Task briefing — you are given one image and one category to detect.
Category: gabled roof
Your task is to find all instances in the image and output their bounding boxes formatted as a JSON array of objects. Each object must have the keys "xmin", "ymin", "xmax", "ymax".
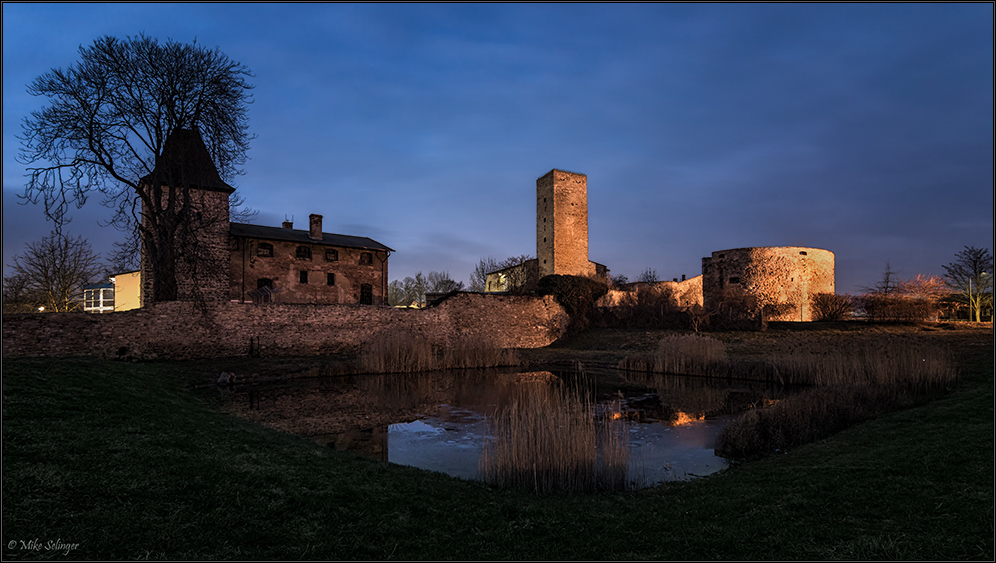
[
  {"xmin": 229, "ymin": 222, "xmax": 393, "ymax": 252},
  {"xmin": 140, "ymin": 129, "xmax": 235, "ymax": 193}
]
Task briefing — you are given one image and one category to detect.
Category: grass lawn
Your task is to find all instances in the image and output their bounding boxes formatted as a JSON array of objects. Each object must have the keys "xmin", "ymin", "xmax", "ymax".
[{"xmin": 2, "ymin": 324, "xmax": 993, "ymax": 560}]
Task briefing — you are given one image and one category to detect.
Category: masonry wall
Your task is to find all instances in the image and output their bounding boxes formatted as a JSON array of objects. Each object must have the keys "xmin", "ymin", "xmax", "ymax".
[
  {"xmin": 702, "ymin": 246, "xmax": 835, "ymax": 321},
  {"xmin": 2, "ymin": 293, "xmax": 569, "ymax": 360},
  {"xmin": 230, "ymin": 238, "xmax": 388, "ymax": 305},
  {"xmin": 141, "ymin": 187, "xmax": 232, "ymax": 306},
  {"xmin": 537, "ymin": 169, "xmax": 595, "ymax": 279}
]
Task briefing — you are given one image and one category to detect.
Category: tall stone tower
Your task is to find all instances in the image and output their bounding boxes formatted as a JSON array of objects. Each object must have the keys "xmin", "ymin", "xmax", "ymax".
[
  {"xmin": 139, "ymin": 129, "xmax": 233, "ymax": 306},
  {"xmin": 536, "ymin": 169, "xmax": 596, "ymax": 278}
]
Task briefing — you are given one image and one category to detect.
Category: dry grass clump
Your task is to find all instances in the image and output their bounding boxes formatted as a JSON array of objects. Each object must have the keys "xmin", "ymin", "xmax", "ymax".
[
  {"xmin": 717, "ymin": 384, "xmax": 926, "ymax": 459},
  {"xmin": 718, "ymin": 336, "xmax": 958, "ymax": 459},
  {"xmin": 358, "ymin": 331, "xmax": 519, "ymax": 374},
  {"xmin": 442, "ymin": 336, "xmax": 520, "ymax": 369},
  {"xmin": 617, "ymin": 334, "xmax": 728, "ymax": 376},
  {"xmin": 480, "ymin": 379, "xmax": 630, "ymax": 494},
  {"xmin": 618, "ymin": 332, "xmax": 959, "ymax": 459},
  {"xmin": 763, "ymin": 337, "xmax": 956, "ymax": 388}
]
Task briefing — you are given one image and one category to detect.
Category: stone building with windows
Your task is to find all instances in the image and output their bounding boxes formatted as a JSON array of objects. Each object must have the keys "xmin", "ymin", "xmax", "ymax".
[
  {"xmin": 137, "ymin": 129, "xmax": 392, "ymax": 307},
  {"xmin": 229, "ymin": 215, "xmax": 391, "ymax": 305}
]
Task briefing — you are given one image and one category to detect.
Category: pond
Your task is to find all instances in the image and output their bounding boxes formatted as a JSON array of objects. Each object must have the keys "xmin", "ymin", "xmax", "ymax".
[{"xmin": 213, "ymin": 365, "xmax": 787, "ymax": 490}]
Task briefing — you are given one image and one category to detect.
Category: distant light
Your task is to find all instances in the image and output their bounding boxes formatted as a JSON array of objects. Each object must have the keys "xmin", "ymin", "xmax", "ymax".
[{"xmin": 38, "ymin": 306, "xmax": 45, "ymax": 312}]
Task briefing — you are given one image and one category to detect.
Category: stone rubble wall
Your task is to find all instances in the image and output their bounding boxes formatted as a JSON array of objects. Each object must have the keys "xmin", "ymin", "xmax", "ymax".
[
  {"xmin": 1, "ymin": 293, "xmax": 569, "ymax": 360},
  {"xmin": 701, "ymin": 246, "xmax": 835, "ymax": 322}
]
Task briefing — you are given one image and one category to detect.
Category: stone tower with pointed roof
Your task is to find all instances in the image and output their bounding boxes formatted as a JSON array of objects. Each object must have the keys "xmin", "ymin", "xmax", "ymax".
[{"xmin": 139, "ymin": 129, "xmax": 234, "ymax": 306}]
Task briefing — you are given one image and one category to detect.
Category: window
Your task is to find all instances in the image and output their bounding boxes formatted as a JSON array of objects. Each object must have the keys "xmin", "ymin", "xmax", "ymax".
[
  {"xmin": 325, "ymin": 249, "xmax": 338, "ymax": 262},
  {"xmin": 257, "ymin": 278, "xmax": 274, "ymax": 289},
  {"xmin": 799, "ymin": 251, "xmax": 808, "ymax": 256},
  {"xmin": 729, "ymin": 277, "xmax": 740, "ymax": 284},
  {"xmin": 360, "ymin": 252, "xmax": 373, "ymax": 265},
  {"xmin": 83, "ymin": 287, "xmax": 115, "ymax": 313},
  {"xmin": 327, "ymin": 273, "xmax": 336, "ymax": 286},
  {"xmin": 257, "ymin": 242, "xmax": 273, "ymax": 257},
  {"xmin": 300, "ymin": 270, "xmax": 308, "ymax": 284},
  {"xmin": 360, "ymin": 283, "xmax": 373, "ymax": 305},
  {"xmin": 296, "ymin": 246, "xmax": 311, "ymax": 260}
]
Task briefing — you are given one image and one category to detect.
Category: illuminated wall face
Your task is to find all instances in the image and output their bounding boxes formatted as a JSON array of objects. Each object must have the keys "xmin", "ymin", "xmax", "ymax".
[
  {"xmin": 113, "ymin": 271, "xmax": 142, "ymax": 311},
  {"xmin": 701, "ymin": 247, "xmax": 836, "ymax": 321},
  {"xmin": 536, "ymin": 169, "xmax": 595, "ymax": 278}
]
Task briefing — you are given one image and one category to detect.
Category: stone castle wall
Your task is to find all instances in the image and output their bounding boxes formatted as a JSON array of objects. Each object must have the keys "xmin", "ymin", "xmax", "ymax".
[
  {"xmin": 702, "ymin": 246, "xmax": 835, "ymax": 321},
  {"xmin": 2, "ymin": 293, "xmax": 569, "ymax": 360}
]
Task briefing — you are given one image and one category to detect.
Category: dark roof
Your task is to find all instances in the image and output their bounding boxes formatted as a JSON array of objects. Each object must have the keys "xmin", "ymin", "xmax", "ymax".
[
  {"xmin": 140, "ymin": 129, "xmax": 234, "ymax": 193},
  {"xmin": 230, "ymin": 222, "xmax": 393, "ymax": 252}
]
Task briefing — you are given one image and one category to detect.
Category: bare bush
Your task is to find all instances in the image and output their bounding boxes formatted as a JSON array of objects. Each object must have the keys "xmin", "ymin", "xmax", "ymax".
[{"xmin": 810, "ymin": 293, "xmax": 853, "ymax": 321}]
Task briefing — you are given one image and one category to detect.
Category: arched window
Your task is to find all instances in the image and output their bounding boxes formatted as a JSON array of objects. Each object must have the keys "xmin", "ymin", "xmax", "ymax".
[
  {"xmin": 296, "ymin": 246, "xmax": 311, "ymax": 260},
  {"xmin": 360, "ymin": 252, "xmax": 373, "ymax": 265},
  {"xmin": 257, "ymin": 242, "xmax": 273, "ymax": 257},
  {"xmin": 325, "ymin": 249, "xmax": 338, "ymax": 262}
]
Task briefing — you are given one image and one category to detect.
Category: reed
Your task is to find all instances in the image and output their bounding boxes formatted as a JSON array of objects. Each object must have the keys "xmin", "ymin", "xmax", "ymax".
[
  {"xmin": 718, "ymin": 337, "xmax": 959, "ymax": 458},
  {"xmin": 358, "ymin": 331, "xmax": 519, "ymax": 374},
  {"xmin": 619, "ymin": 333, "xmax": 959, "ymax": 459},
  {"xmin": 479, "ymin": 379, "xmax": 630, "ymax": 494},
  {"xmin": 617, "ymin": 333, "xmax": 728, "ymax": 376}
]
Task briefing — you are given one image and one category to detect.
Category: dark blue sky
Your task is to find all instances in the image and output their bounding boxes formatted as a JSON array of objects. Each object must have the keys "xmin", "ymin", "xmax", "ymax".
[{"xmin": 3, "ymin": 3, "xmax": 993, "ymax": 293}]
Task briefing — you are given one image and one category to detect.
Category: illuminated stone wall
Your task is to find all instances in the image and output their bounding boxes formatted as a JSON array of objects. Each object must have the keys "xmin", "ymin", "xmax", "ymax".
[
  {"xmin": 1, "ymin": 293, "xmax": 569, "ymax": 360},
  {"xmin": 536, "ymin": 169, "xmax": 596, "ymax": 279},
  {"xmin": 701, "ymin": 246, "xmax": 835, "ymax": 321}
]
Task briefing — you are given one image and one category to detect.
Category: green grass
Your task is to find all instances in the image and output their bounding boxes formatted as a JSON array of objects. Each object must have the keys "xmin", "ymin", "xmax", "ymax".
[{"xmin": 2, "ymin": 327, "xmax": 993, "ymax": 560}]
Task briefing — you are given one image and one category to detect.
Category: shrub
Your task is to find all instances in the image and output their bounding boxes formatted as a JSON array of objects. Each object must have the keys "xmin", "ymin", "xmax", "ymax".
[
  {"xmin": 858, "ymin": 293, "xmax": 937, "ymax": 322},
  {"xmin": 810, "ymin": 293, "xmax": 854, "ymax": 321},
  {"xmin": 596, "ymin": 283, "xmax": 689, "ymax": 329},
  {"xmin": 537, "ymin": 275, "xmax": 608, "ymax": 334}
]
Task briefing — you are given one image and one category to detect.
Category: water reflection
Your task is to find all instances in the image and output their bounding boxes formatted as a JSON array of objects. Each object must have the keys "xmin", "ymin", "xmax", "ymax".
[{"xmin": 217, "ymin": 366, "xmax": 786, "ymax": 489}]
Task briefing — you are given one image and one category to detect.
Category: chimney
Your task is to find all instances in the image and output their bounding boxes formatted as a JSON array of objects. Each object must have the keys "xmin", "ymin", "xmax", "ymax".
[
  {"xmin": 282, "ymin": 220, "xmax": 293, "ymax": 229},
  {"xmin": 309, "ymin": 214, "xmax": 323, "ymax": 241},
  {"xmin": 681, "ymin": 274, "xmax": 686, "ymax": 281}
]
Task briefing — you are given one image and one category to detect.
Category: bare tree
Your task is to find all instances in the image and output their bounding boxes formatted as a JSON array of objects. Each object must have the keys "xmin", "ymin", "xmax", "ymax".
[
  {"xmin": 470, "ymin": 255, "xmax": 534, "ymax": 293},
  {"xmin": 6, "ymin": 232, "xmax": 105, "ymax": 312},
  {"xmin": 17, "ymin": 34, "xmax": 254, "ymax": 303},
  {"xmin": 863, "ymin": 262, "xmax": 901, "ymax": 295},
  {"xmin": 3, "ymin": 273, "xmax": 43, "ymax": 314},
  {"xmin": 427, "ymin": 271, "xmax": 464, "ymax": 294},
  {"xmin": 636, "ymin": 268, "xmax": 659, "ymax": 283},
  {"xmin": 470, "ymin": 257, "xmax": 502, "ymax": 292},
  {"xmin": 942, "ymin": 246, "xmax": 993, "ymax": 322}
]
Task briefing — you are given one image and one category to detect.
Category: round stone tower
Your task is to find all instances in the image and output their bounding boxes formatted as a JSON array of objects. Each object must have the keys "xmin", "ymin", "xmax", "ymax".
[{"xmin": 701, "ymin": 246, "xmax": 835, "ymax": 321}]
